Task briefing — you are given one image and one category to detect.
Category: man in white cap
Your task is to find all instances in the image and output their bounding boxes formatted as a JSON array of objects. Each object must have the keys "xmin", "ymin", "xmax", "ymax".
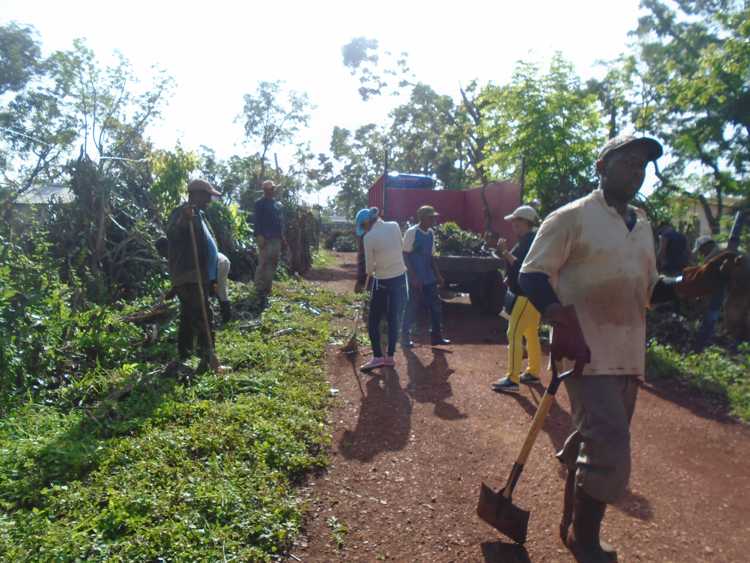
[
  {"xmin": 166, "ymin": 178, "xmax": 223, "ymax": 372},
  {"xmin": 491, "ymin": 204, "xmax": 542, "ymax": 393},
  {"xmin": 254, "ymin": 180, "xmax": 288, "ymax": 303}
]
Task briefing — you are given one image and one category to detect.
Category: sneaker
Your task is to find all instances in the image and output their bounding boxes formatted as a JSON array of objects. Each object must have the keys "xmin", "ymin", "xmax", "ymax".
[
  {"xmin": 383, "ymin": 356, "xmax": 395, "ymax": 367},
  {"xmin": 520, "ymin": 372, "xmax": 540, "ymax": 384},
  {"xmin": 491, "ymin": 377, "xmax": 520, "ymax": 394},
  {"xmin": 431, "ymin": 335, "xmax": 451, "ymax": 346},
  {"xmin": 401, "ymin": 338, "xmax": 415, "ymax": 349},
  {"xmin": 360, "ymin": 357, "xmax": 385, "ymax": 372}
]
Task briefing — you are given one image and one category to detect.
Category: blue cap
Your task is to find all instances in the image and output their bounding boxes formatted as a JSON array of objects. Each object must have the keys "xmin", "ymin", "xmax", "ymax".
[{"xmin": 355, "ymin": 207, "xmax": 379, "ymax": 236}]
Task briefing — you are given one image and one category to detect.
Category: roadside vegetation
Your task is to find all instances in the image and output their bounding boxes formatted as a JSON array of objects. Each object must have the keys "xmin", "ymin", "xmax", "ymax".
[
  {"xmin": 647, "ymin": 342, "xmax": 750, "ymax": 422},
  {"xmin": 1, "ymin": 0, "xmax": 749, "ymax": 557},
  {"xmin": 0, "ymin": 280, "xmax": 347, "ymax": 561}
]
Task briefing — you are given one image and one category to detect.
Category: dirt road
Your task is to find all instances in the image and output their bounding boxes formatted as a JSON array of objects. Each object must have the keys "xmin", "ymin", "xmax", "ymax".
[{"xmin": 297, "ymin": 252, "xmax": 750, "ymax": 562}]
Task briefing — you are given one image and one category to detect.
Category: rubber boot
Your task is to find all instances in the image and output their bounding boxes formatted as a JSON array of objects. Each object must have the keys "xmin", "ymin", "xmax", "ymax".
[
  {"xmin": 220, "ymin": 300, "xmax": 232, "ymax": 324},
  {"xmin": 566, "ymin": 488, "xmax": 617, "ymax": 562},
  {"xmin": 560, "ymin": 468, "xmax": 575, "ymax": 544}
]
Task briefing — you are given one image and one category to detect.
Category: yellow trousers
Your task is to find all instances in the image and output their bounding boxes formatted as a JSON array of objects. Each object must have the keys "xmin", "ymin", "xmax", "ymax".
[{"xmin": 506, "ymin": 296, "xmax": 541, "ymax": 383}]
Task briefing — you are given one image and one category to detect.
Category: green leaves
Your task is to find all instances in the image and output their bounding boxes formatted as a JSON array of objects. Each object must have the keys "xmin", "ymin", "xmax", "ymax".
[
  {"xmin": 0, "ymin": 279, "xmax": 340, "ymax": 560},
  {"xmin": 627, "ymin": 0, "xmax": 750, "ymax": 231},
  {"xmin": 646, "ymin": 341, "xmax": 750, "ymax": 421},
  {"xmin": 480, "ymin": 54, "xmax": 605, "ymax": 214}
]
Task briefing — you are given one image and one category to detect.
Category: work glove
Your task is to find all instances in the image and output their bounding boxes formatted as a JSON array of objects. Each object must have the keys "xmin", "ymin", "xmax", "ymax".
[
  {"xmin": 676, "ymin": 251, "xmax": 739, "ymax": 299},
  {"xmin": 547, "ymin": 304, "xmax": 591, "ymax": 377}
]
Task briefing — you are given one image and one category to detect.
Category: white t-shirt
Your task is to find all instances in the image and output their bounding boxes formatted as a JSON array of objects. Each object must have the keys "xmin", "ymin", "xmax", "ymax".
[
  {"xmin": 364, "ymin": 219, "xmax": 407, "ymax": 280},
  {"xmin": 520, "ymin": 188, "xmax": 659, "ymax": 377}
]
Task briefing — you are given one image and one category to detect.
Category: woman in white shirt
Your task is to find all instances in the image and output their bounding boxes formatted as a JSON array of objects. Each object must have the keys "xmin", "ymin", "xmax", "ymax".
[{"xmin": 356, "ymin": 207, "xmax": 408, "ymax": 371}]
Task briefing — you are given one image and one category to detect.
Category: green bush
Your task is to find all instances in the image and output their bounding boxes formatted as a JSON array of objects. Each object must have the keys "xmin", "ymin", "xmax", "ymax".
[
  {"xmin": 646, "ymin": 341, "xmax": 750, "ymax": 421},
  {"xmin": 434, "ymin": 221, "xmax": 493, "ymax": 256},
  {"xmin": 0, "ymin": 280, "xmax": 342, "ymax": 561},
  {"xmin": 324, "ymin": 229, "xmax": 358, "ymax": 252}
]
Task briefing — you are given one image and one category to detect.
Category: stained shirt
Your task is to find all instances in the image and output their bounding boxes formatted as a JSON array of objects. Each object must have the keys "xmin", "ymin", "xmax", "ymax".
[
  {"xmin": 520, "ymin": 188, "xmax": 659, "ymax": 377},
  {"xmin": 403, "ymin": 225, "xmax": 436, "ymax": 285}
]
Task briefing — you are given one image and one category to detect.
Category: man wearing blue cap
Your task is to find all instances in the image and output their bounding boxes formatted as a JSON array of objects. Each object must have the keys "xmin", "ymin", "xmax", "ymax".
[{"xmin": 356, "ymin": 207, "xmax": 408, "ymax": 371}]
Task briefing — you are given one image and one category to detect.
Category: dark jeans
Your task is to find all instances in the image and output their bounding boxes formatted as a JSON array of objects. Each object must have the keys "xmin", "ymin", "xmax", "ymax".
[
  {"xmin": 176, "ymin": 283, "xmax": 214, "ymax": 360},
  {"xmin": 696, "ymin": 286, "xmax": 725, "ymax": 350},
  {"xmin": 368, "ymin": 274, "xmax": 408, "ymax": 357},
  {"xmin": 402, "ymin": 282, "xmax": 442, "ymax": 338}
]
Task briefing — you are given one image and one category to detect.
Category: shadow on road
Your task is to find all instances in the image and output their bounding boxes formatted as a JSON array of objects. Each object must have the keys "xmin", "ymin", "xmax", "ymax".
[
  {"xmin": 507, "ymin": 382, "xmax": 571, "ymax": 456},
  {"xmin": 480, "ymin": 540, "xmax": 531, "ymax": 563},
  {"xmin": 404, "ymin": 347, "xmax": 467, "ymax": 421},
  {"xmin": 641, "ymin": 375, "xmax": 738, "ymax": 425},
  {"xmin": 440, "ymin": 300, "xmax": 507, "ymax": 346},
  {"xmin": 614, "ymin": 488, "xmax": 654, "ymax": 521},
  {"xmin": 338, "ymin": 366, "xmax": 412, "ymax": 462}
]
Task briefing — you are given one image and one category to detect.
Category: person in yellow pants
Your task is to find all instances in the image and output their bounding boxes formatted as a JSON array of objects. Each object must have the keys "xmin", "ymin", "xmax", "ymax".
[{"xmin": 491, "ymin": 205, "xmax": 541, "ymax": 394}]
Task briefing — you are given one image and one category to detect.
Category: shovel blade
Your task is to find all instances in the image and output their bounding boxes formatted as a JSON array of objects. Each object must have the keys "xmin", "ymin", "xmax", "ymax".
[{"xmin": 476, "ymin": 482, "xmax": 529, "ymax": 544}]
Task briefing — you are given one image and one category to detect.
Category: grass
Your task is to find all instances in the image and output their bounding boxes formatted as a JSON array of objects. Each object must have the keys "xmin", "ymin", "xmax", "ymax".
[
  {"xmin": 646, "ymin": 341, "xmax": 750, "ymax": 422},
  {"xmin": 326, "ymin": 515, "xmax": 348, "ymax": 550},
  {"xmin": 0, "ymin": 279, "xmax": 348, "ymax": 561},
  {"xmin": 312, "ymin": 248, "xmax": 335, "ymax": 269}
]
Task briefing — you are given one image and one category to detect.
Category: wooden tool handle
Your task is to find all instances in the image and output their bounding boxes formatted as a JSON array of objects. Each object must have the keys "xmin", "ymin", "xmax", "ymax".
[
  {"xmin": 516, "ymin": 391, "xmax": 554, "ymax": 466},
  {"xmin": 188, "ymin": 217, "xmax": 218, "ymax": 370}
]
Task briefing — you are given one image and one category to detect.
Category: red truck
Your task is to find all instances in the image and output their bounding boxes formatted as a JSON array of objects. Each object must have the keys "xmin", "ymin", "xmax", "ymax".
[{"xmin": 368, "ymin": 173, "xmax": 521, "ymax": 314}]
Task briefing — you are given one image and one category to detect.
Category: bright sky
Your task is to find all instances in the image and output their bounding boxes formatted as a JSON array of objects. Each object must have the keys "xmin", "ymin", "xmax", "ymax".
[{"xmin": 2, "ymin": 0, "xmax": 656, "ymax": 203}]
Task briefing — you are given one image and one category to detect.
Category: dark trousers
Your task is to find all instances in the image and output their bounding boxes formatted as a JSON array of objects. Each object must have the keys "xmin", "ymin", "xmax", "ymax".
[
  {"xmin": 402, "ymin": 282, "xmax": 442, "ymax": 338},
  {"xmin": 176, "ymin": 283, "xmax": 213, "ymax": 360},
  {"xmin": 368, "ymin": 274, "xmax": 408, "ymax": 357},
  {"xmin": 696, "ymin": 286, "xmax": 725, "ymax": 350}
]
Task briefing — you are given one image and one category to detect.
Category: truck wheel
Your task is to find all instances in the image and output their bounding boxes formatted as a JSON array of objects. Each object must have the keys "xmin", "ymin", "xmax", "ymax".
[{"xmin": 469, "ymin": 282, "xmax": 484, "ymax": 309}]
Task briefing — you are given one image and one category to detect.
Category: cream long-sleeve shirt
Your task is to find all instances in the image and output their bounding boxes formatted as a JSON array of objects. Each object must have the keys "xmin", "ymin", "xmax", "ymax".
[{"xmin": 363, "ymin": 219, "xmax": 407, "ymax": 280}]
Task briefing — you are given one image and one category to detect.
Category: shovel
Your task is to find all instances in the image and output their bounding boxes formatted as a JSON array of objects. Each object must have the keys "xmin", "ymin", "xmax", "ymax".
[{"xmin": 477, "ymin": 360, "xmax": 578, "ymax": 544}]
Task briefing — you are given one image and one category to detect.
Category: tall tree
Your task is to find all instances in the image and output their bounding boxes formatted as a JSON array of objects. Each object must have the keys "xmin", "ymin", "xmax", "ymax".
[
  {"xmin": 387, "ymin": 83, "xmax": 471, "ymax": 187},
  {"xmin": 0, "ymin": 23, "xmax": 41, "ymax": 95},
  {"xmin": 629, "ymin": 0, "xmax": 750, "ymax": 233},
  {"xmin": 240, "ymin": 80, "xmax": 311, "ymax": 194},
  {"xmin": 328, "ymin": 124, "xmax": 386, "ymax": 216},
  {"xmin": 341, "ymin": 37, "xmax": 413, "ymax": 101},
  {"xmin": 480, "ymin": 54, "xmax": 605, "ymax": 215}
]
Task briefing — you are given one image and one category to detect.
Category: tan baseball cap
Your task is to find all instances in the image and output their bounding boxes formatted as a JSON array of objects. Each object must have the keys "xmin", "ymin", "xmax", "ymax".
[
  {"xmin": 262, "ymin": 180, "xmax": 279, "ymax": 190},
  {"xmin": 416, "ymin": 205, "xmax": 439, "ymax": 220},
  {"xmin": 504, "ymin": 205, "xmax": 539, "ymax": 224},
  {"xmin": 187, "ymin": 179, "xmax": 221, "ymax": 196}
]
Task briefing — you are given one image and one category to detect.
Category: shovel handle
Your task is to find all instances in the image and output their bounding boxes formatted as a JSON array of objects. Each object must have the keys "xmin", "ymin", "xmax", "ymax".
[
  {"xmin": 502, "ymin": 362, "xmax": 573, "ymax": 498},
  {"xmin": 188, "ymin": 216, "xmax": 218, "ymax": 370}
]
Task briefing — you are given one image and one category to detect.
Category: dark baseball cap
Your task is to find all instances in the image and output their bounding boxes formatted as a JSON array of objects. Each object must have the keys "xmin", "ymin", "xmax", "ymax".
[
  {"xmin": 598, "ymin": 135, "xmax": 663, "ymax": 162},
  {"xmin": 187, "ymin": 178, "xmax": 221, "ymax": 196}
]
